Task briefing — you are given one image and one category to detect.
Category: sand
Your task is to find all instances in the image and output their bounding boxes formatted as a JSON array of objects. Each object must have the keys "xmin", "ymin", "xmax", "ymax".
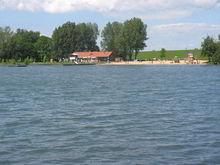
[{"xmin": 98, "ymin": 60, "xmax": 208, "ymax": 65}]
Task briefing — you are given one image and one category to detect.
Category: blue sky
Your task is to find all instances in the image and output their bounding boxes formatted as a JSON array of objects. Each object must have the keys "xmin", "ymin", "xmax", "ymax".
[{"xmin": 1, "ymin": 0, "xmax": 220, "ymax": 50}]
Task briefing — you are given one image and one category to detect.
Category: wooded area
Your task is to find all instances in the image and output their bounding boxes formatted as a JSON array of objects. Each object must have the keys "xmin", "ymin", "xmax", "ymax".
[
  {"xmin": 0, "ymin": 17, "xmax": 147, "ymax": 63},
  {"xmin": 0, "ymin": 17, "xmax": 219, "ymax": 64}
]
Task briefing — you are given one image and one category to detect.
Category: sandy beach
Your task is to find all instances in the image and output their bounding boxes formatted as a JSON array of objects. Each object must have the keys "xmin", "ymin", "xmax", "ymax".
[{"xmin": 99, "ymin": 60, "xmax": 208, "ymax": 65}]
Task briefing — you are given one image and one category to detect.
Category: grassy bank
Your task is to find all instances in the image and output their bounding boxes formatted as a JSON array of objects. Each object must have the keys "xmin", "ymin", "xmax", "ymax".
[{"xmin": 136, "ymin": 49, "xmax": 207, "ymax": 60}]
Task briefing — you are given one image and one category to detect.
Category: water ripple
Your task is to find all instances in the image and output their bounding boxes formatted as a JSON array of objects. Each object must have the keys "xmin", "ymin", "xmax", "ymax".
[{"xmin": 0, "ymin": 65, "xmax": 219, "ymax": 165}]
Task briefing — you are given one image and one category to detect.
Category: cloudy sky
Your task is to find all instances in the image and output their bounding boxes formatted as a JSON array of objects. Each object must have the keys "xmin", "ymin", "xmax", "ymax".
[{"xmin": 1, "ymin": 0, "xmax": 220, "ymax": 50}]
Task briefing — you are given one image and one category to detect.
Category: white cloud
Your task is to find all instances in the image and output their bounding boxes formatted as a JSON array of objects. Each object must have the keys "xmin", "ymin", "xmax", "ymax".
[
  {"xmin": 138, "ymin": 10, "xmax": 193, "ymax": 20},
  {"xmin": 151, "ymin": 23, "xmax": 220, "ymax": 33},
  {"xmin": 147, "ymin": 23, "xmax": 220, "ymax": 50},
  {"xmin": 1, "ymin": 0, "xmax": 220, "ymax": 19}
]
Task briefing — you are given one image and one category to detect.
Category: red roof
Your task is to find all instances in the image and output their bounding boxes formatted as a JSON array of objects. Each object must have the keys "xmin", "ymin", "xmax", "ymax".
[{"xmin": 73, "ymin": 52, "xmax": 112, "ymax": 58}]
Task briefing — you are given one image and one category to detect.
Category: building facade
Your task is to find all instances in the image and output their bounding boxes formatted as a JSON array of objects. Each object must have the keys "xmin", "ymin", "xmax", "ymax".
[{"xmin": 68, "ymin": 52, "xmax": 113, "ymax": 62}]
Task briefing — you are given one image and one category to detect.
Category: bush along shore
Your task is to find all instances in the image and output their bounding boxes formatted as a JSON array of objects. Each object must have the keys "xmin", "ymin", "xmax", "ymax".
[{"xmin": 0, "ymin": 58, "xmax": 30, "ymax": 66}]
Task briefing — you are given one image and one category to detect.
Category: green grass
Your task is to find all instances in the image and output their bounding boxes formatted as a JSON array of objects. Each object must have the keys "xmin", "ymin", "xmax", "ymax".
[{"xmin": 135, "ymin": 49, "xmax": 208, "ymax": 60}]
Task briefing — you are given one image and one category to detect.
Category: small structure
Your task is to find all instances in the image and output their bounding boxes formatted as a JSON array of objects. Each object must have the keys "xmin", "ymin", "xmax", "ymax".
[
  {"xmin": 188, "ymin": 53, "xmax": 194, "ymax": 61},
  {"xmin": 68, "ymin": 52, "xmax": 114, "ymax": 63},
  {"xmin": 115, "ymin": 57, "xmax": 123, "ymax": 62},
  {"xmin": 69, "ymin": 53, "xmax": 78, "ymax": 62},
  {"xmin": 186, "ymin": 52, "xmax": 199, "ymax": 64}
]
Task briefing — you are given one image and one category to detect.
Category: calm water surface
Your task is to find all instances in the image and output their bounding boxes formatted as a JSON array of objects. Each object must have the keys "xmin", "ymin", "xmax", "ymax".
[{"xmin": 0, "ymin": 65, "xmax": 220, "ymax": 165}]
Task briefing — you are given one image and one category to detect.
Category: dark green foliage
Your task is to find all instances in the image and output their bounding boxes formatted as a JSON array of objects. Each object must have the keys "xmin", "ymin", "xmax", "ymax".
[
  {"xmin": 1, "ymin": 22, "xmax": 99, "ymax": 62},
  {"xmin": 201, "ymin": 36, "xmax": 217, "ymax": 62},
  {"xmin": 212, "ymin": 42, "xmax": 220, "ymax": 64},
  {"xmin": 24, "ymin": 57, "xmax": 30, "ymax": 65},
  {"xmin": 0, "ymin": 27, "xmax": 50, "ymax": 62},
  {"xmin": 8, "ymin": 29, "xmax": 40, "ymax": 61},
  {"xmin": 52, "ymin": 22, "xmax": 99, "ymax": 59},
  {"xmin": 101, "ymin": 22, "xmax": 126, "ymax": 58},
  {"xmin": 101, "ymin": 18, "xmax": 148, "ymax": 60},
  {"xmin": 10, "ymin": 59, "xmax": 16, "ymax": 65},
  {"xmin": 35, "ymin": 35, "xmax": 52, "ymax": 61},
  {"xmin": 75, "ymin": 23, "xmax": 99, "ymax": 51},
  {"xmin": 160, "ymin": 48, "xmax": 166, "ymax": 59},
  {"xmin": 0, "ymin": 26, "xmax": 13, "ymax": 60},
  {"xmin": 52, "ymin": 22, "xmax": 77, "ymax": 59},
  {"xmin": 201, "ymin": 35, "xmax": 220, "ymax": 64},
  {"xmin": 123, "ymin": 18, "xmax": 147, "ymax": 60}
]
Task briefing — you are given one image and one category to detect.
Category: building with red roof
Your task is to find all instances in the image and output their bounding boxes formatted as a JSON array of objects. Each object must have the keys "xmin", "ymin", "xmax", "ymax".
[{"xmin": 69, "ymin": 52, "xmax": 114, "ymax": 62}]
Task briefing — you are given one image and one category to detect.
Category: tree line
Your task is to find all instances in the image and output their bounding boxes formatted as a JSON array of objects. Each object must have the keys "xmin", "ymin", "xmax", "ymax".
[
  {"xmin": 0, "ymin": 17, "xmax": 147, "ymax": 62},
  {"xmin": 201, "ymin": 35, "xmax": 220, "ymax": 64}
]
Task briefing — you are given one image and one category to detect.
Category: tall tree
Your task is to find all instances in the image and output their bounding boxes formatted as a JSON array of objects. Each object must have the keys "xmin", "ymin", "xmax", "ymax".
[
  {"xmin": 160, "ymin": 48, "xmax": 166, "ymax": 59},
  {"xmin": 201, "ymin": 36, "xmax": 217, "ymax": 62},
  {"xmin": 213, "ymin": 46, "xmax": 220, "ymax": 64},
  {"xmin": 52, "ymin": 22, "xmax": 77, "ymax": 59},
  {"xmin": 123, "ymin": 17, "xmax": 148, "ymax": 60},
  {"xmin": 35, "ymin": 35, "xmax": 52, "ymax": 61},
  {"xmin": 101, "ymin": 22, "xmax": 126, "ymax": 58},
  {"xmin": 75, "ymin": 23, "xmax": 99, "ymax": 51},
  {"xmin": 52, "ymin": 22, "xmax": 99, "ymax": 60},
  {"xmin": 0, "ymin": 26, "xmax": 13, "ymax": 60},
  {"xmin": 101, "ymin": 18, "xmax": 148, "ymax": 60},
  {"xmin": 212, "ymin": 36, "xmax": 220, "ymax": 64}
]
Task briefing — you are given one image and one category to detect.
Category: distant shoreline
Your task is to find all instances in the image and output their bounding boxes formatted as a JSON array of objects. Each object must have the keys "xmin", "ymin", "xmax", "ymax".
[
  {"xmin": 98, "ymin": 60, "xmax": 209, "ymax": 65},
  {"xmin": 0, "ymin": 60, "xmax": 210, "ymax": 66}
]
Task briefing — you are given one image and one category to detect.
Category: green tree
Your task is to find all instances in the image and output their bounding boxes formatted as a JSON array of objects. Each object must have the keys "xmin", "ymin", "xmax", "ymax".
[
  {"xmin": 201, "ymin": 36, "xmax": 217, "ymax": 62},
  {"xmin": 35, "ymin": 35, "xmax": 52, "ymax": 62},
  {"xmin": 8, "ymin": 29, "xmax": 40, "ymax": 61},
  {"xmin": 212, "ymin": 47, "xmax": 220, "ymax": 64},
  {"xmin": 101, "ymin": 22, "xmax": 126, "ymax": 58},
  {"xmin": 52, "ymin": 22, "xmax": 99, "ymax": 60},
  {"xmin": 0, "ymin": 26, "xmax": 14, "ymax": 60},
  {"xmin": 212, "ymin": 37, "xmax": 220, "ymax": 64},
  {"xmin": 101, "ymin": 18, "xmax": 148, "ymax": 60},
  {"xmin": 123, "ymin": 17, "xmax": 148, "ymax": 60},
  {"xmin": 75, "ymin": 23, "xmax": 99, "ymax": 51},
  {"xmin": 160, "ymin": 48, "xmax": 166, "ymax": 59},
  {"xmin": 52, "ymin": 22, "xmax": 77, "ymax": 60}
]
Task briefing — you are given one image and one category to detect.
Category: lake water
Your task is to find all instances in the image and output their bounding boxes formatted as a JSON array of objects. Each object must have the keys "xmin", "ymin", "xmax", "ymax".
[{"xmin": 0, "ymin": 65, "xmax": 220, "ymax": 165}]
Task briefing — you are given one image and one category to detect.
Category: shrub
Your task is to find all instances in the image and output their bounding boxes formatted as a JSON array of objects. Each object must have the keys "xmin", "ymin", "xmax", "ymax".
[{"xmin": 24, "ymin": 57, "xmax": 30, "ymax": 65}]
